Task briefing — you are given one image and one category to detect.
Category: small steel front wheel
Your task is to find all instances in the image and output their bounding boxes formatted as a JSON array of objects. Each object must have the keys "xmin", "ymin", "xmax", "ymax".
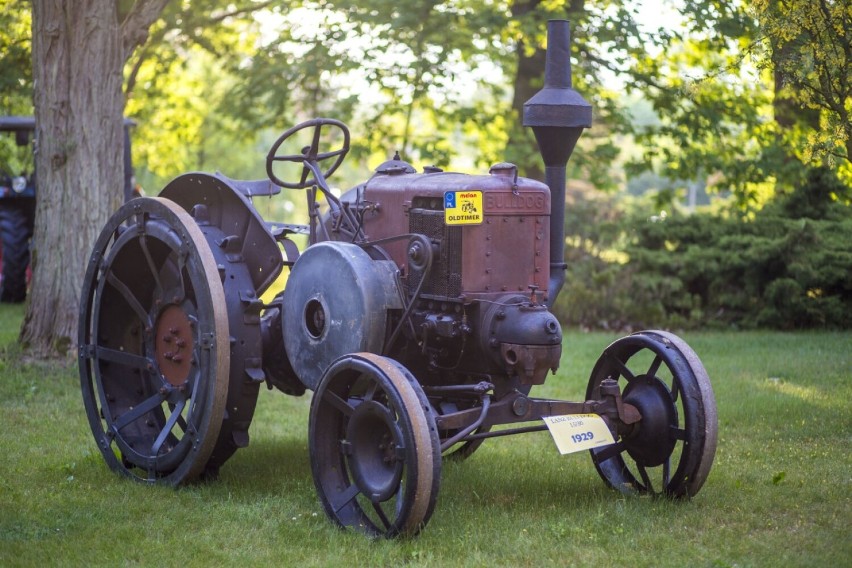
[
  {"xmin": 586, "ymin": 330, "xmax": 718, "ymax": 498},
  {"xmin": 309, "ymin": 353, "xmax": 441, "ymax": 537}
]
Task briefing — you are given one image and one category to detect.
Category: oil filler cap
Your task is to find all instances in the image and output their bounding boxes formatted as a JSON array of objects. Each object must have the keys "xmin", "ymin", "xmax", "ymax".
[{"xmin": 489, "ymin": 163, "xmax": 518, "ymax": 179}]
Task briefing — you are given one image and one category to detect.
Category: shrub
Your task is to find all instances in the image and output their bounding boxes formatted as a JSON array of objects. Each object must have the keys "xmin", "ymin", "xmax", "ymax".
[{"xmin": 553, "ymin": 169, "xmax": 852, "ymax": 330}]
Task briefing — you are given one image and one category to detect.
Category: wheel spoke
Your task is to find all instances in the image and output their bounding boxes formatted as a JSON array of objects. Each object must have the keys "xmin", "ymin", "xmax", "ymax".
[
  {"xmin": 175, "ymin": 410, "xmax": 188, "ymax": 433},
  {"xmin": 593, "ymin": 441, "xmax": 625, "ymax": 463},
  {"xmin": 113, "ymin": 391, "xmax": 167, "ymax": 431},
  {"xmin": 139, "ymin": 235, "xmax": 163, "ymax": 296},
  {"xmin": 91, "ymin": 345, "xmax": 151, "ymax": 370},
  {"xmin": 671, "ymin": 377, "xmax": 680, "ymax": 402},
  {"xmin": 362, "ymin": 379, "xmax": 379, "ymax": 402},
  {"xmin": 372, "ymin": 501, "xmax": 392, "ymax": 530},
  {"xmin": 106, "ymin": 272, "xmax": 151, "ymax": 328},
  {"xmin": 324, "ymin": 390, "xmax": 357, "ymax": 417},
  {"xmin": 173, "ymin": 253, "xmax": 188, "ymax": 304},
  {"xmin": 662, "ymin": 456, "xmax": 671, "ymax": 488},
  {"xmin": 670, "ymin": 426, "xmax": 687, "ymax": 440},
  {"xmin": 331, "ymin": 483, "xmax": 362, "ymax": 514},
  {"xmin": 637, "ymin": 464, "xmax": 654, "ymax": 494},
  {"xmin": 151, "ymin": 398, "xmax": 186, "ymax": 455},
  {"xmin": 604, "ymin": 350, "xmax": 636, "ymax": 382},
  {"xmin": 646, "ymin": 355, "xmax": 663, "ymax": 378}
]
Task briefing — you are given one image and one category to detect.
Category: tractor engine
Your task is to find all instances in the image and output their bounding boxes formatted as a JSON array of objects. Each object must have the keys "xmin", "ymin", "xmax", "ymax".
[{"xmin": 331, "ymin": 160, "xmax": 563, "ymax": 390}]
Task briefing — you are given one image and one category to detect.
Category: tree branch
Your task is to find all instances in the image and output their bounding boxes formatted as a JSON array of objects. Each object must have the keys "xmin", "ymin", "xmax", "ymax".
[
  {"xmin": 120, "ymin": 0, "xmax": 171, "ymax": 63},
  {"xmin": 206, "ymin": 1, "xmax": 278, "ymax": 25}
]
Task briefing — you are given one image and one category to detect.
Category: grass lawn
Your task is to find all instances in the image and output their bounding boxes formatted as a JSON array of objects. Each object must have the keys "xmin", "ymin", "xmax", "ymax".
[{"xmin": 1, "ymin": 303, "xmax": 849, "ymax": 566}]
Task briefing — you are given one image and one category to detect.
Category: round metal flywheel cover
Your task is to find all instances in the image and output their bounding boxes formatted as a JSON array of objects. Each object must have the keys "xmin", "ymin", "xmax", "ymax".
[{"xmin": 283, "ymin": 241, "xmax": 402, "ymax": 390}]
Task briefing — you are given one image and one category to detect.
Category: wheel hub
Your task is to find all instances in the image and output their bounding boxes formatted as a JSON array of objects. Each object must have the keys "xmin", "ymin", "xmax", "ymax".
[
  {"xmin": 154, "ymin": 304, "xmax": 194, "ymax": 386},
  {"xmin": 622, "ymin": 374, "xmax": 678, "ymax": 467},
  {"xmin": 345, "ymin": 400, "xmax": 404, "ymax": 502}
]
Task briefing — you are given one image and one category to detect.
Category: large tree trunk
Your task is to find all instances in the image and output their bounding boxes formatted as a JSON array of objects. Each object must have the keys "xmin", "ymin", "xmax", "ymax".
[
  {"xmin": 24, "ymin": 0, "xmax": 168, "ymax": 358},
  {"xmin": 25, "ymin": 0, "xmax": 125, "ymax": 357}
]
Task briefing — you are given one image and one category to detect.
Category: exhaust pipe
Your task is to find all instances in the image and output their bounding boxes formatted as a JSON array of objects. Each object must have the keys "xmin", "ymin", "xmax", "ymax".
[{"xmin": 523, "ymin": 19, "xmax": 592, "ymax": 307}]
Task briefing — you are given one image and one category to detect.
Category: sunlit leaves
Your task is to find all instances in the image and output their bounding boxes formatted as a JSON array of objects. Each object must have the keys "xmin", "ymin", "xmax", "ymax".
[
  {"xmin": 750, "ymin": 0, "xmax": 851, "ymax": 173},
  {"xmin": 0, "ymin": 0, "xmax": 32, "ymax": 113}
]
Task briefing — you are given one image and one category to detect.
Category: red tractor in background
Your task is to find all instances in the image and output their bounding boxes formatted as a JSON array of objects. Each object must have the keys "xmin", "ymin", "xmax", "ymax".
[
  {"xmin": 0, "ymin": 117, "xmax": 36, "ymax": 303},
  {"xmin": 0, "ymin": 116, "xmax": 135, "ymax": 303}
]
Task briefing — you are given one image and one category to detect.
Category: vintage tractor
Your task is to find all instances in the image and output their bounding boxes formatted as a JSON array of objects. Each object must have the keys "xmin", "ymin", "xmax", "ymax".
[{"xmin": 79, "ymin": 20, "xmax": 717, "ymax": 538}]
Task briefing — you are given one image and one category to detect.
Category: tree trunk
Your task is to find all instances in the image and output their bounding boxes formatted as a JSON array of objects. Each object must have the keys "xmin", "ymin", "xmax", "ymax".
[
  {"xmin": 24, "ymin": 0, "xmax": 168, "ymax": 358},
  {"xmin": 24, "ymin": 0, "xmax": 125, "ymax": 357},
  {"xmin": 506, "ymin": 0, "xmax": 546, "ymax": 181}
]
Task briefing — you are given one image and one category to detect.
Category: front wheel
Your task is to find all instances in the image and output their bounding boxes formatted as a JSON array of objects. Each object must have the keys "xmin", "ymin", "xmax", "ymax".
[
  {"xmin": 586, "ymin": 330, "xmax": 717, "ymax": 498},
  {"xmin": 309, "ymin": 353, "xmax": 441, "ymax": 537}
]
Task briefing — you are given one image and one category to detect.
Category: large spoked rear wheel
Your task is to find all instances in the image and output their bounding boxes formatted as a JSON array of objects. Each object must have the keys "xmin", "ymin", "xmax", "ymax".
[
  {"xmin": 586, "ymin": 330, "xmax": 717, "ymax": 498},
  {"xmin": 79, "ymin": 197, "xmax": 229, "ymax": 485},
  {"xmin": 309, "ymin": 353, "xmax": 441, "ymax": 538}
]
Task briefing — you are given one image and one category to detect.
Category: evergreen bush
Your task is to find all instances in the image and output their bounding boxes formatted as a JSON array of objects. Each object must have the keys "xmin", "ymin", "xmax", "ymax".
[{"xmin": 553, "ymin": 169, "xmax": 852, "ymax": 330}]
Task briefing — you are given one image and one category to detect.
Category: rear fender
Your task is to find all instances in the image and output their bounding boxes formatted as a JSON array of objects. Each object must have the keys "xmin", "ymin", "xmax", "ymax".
[{"xmin": 159, "ymin": 172, "xmax": 283, "ymax": 295}]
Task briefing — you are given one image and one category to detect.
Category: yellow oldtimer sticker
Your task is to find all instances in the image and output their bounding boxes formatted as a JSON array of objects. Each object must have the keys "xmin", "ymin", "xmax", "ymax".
[
  {"xmin": 543, "ymin": 414, "xmax": 616, "ymax": 455},
  {"xmin": 444, "ymin": 190, "xmax": 483, "ymax": 225}
]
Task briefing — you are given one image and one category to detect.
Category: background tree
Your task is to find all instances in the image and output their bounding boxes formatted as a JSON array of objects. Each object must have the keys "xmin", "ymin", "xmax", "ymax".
[
  {"xmin": 23, "ymin": 0, "xmax": 168, "ymax": 357},
  {"xmin": 753, "ymin": 0, "xmax": 851, "ymax": 167},
  {"xmin": 0, "ymin": 0, "xmax": 33, "ymax": 114}
]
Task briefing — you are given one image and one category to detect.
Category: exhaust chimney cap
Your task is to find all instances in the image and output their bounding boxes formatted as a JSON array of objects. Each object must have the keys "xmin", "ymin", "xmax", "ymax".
[{"xmin": 523, "ymin": 20, "xmax": 592, "ymax": 129}]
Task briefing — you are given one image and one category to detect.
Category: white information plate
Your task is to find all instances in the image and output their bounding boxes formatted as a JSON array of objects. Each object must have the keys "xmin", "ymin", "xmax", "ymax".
[{"xmin": 543, "ymin": 414, "xmax": 616, "ymax": 455}]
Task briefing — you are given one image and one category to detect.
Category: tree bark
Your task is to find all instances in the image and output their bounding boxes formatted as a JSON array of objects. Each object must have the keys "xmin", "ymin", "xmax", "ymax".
[{"xmin": 24, "ymin": 0, "xmax": 168, "ymax": 358}]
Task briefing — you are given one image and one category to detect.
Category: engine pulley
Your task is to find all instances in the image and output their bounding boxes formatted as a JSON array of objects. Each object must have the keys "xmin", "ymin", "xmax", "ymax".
[{"xmin": 283, "ymin": 241, "xmax": 403, "ymax": 390}]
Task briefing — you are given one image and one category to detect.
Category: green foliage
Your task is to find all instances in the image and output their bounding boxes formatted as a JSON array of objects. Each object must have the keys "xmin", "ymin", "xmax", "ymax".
[
  {"xmin": 751, "ymin": 0, "xmax": 852, "ymax": 169},
  {"xmin": 629, "ymin": 0, "xmax": 851, "ymax": 205},
  {"xmin": 553, "ymin": 169, "xmax": 852, "ymax": 330},
  {"xmin": 0, "ymin": 0, "xmax": 32, "ymax": 114},
  {"xmin": 122, "ymin": 1, "xmax": 270, "ymax": 190}
]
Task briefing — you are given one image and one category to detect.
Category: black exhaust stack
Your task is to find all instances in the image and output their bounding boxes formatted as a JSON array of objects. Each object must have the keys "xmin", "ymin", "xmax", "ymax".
[{"xmin": 523, "ymin": 19, "xmax": 592, "ymax": 307}]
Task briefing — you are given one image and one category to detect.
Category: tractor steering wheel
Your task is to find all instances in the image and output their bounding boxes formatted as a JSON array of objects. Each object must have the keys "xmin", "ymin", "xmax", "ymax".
[{"xmin": 266, "ymin": 118, "xmax": 350, "ymax": 189}]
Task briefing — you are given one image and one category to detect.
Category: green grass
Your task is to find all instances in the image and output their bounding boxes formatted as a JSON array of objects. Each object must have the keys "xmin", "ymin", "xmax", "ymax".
[{"xmin": 1, "ymin": 305, "xmax": 849, "ymax": 566}]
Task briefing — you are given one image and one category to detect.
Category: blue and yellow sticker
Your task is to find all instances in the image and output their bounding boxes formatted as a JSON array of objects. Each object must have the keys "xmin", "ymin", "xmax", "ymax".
[{"xmin": 444, "ymin": 190, "xmax": 483, "ymax": 225}]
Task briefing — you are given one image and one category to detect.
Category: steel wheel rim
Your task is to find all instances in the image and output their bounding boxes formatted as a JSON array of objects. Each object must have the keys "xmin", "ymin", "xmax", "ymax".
[
  {"xmin": 78, "ymin": 197, "xmax": 229, "ymax": 484},
  {"xmin": 586, "ymin": 331, "xmax": 717, "ymax": 498},
  {"xmin": 309, "ymin": 353, "xmax": 441, "ymax": 537}
]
